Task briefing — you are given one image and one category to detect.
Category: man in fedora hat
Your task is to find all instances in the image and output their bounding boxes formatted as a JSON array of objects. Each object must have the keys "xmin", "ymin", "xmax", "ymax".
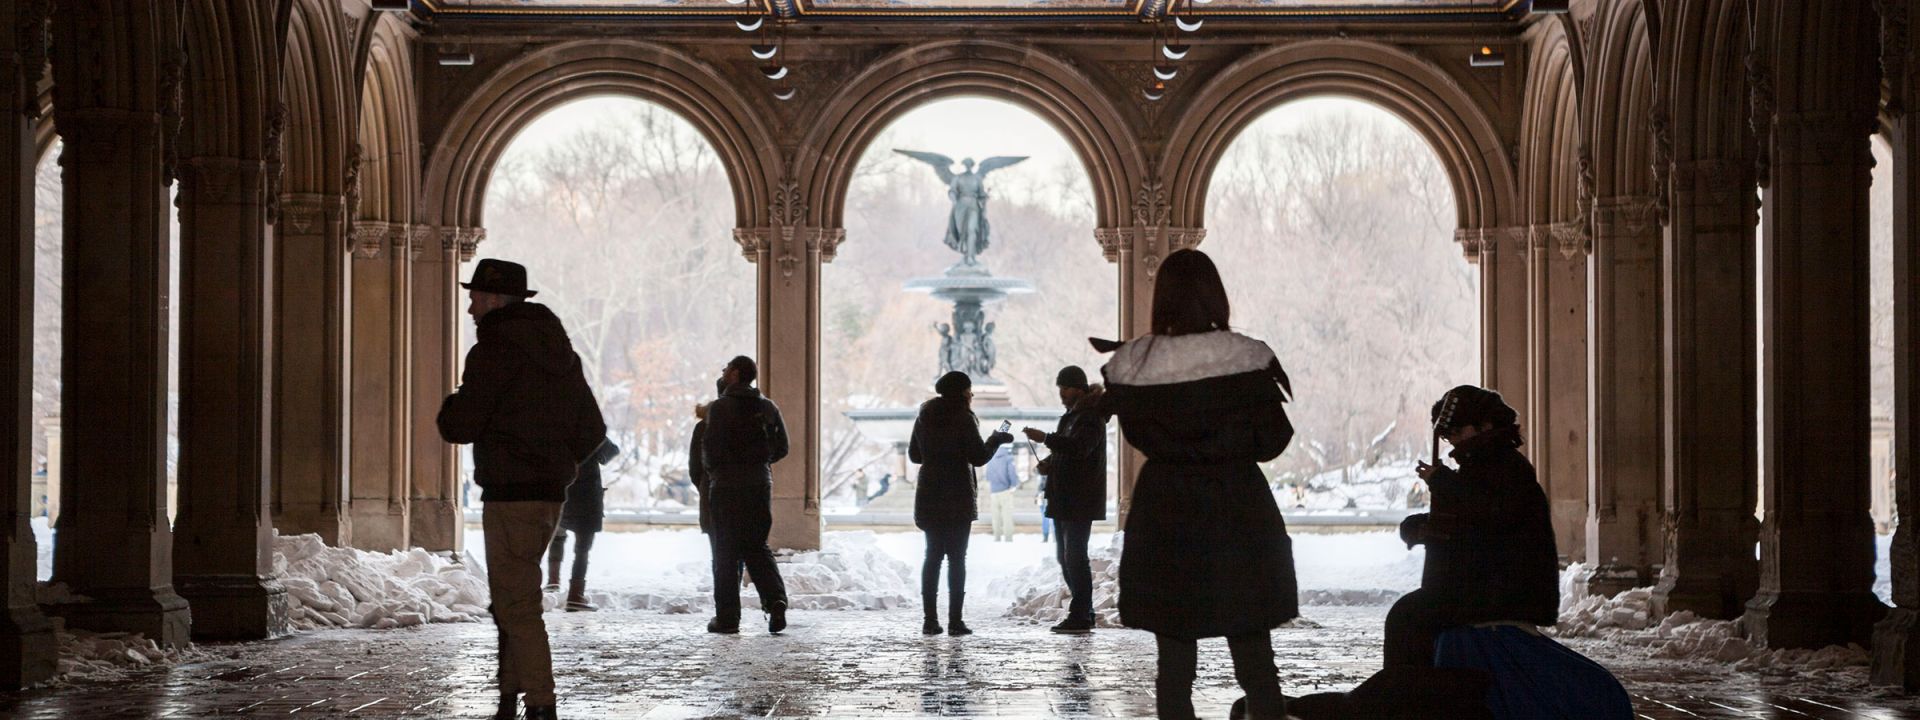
[{"xmin": 439, "ymin": 258, "xmax": 606, "ymax": 720}]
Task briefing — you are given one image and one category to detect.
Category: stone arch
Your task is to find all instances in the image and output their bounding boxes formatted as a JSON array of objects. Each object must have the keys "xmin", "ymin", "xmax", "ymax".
[
  {"xmin": 356, "ymin": 16, "xmax": 418, "ymax": 223},
  {"xmin": 1162, "ymin": 39, "xmax": 1516, "ymax": 233},
  {"xmin": 1521, "ymin": 23, "xmax": 1582, "ymax": 226},
  {"xmin": 1659, "ymin": 0, "xmax": 1752, "ymax": 168},
  {"xmin": 178, "ymin": 1, "xmax": 279, "ymax": 161},
  {"xmin": 421, "ymin": 39, "xmax": 777, "ymax": 231},
  {"xmin": 799, "ymin": 40, "xmax": 1146, "ymax": 232},
  {"xmin": 283, "ymin": 0, "xmax": 352, "ymax": 196},
  {"xmin": 1584, "ymin": 0, "xmax": 1656, "ymax": 198}
]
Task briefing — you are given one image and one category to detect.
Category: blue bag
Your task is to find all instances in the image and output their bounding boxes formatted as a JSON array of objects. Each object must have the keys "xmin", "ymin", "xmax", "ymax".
[{"xmin": 1434, "ymin": 624, "xmax": 1634, "ymax": 720}]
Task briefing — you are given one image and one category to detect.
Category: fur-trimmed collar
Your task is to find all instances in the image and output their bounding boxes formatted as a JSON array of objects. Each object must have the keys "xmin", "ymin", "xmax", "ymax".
[
  {"xmin": 1101, "ymin": 331, "xmax": 1277, "ymax": 386},
  {"xmin": 1070, "ymin": 384, "xmax": 1106, "ymax": 413}
]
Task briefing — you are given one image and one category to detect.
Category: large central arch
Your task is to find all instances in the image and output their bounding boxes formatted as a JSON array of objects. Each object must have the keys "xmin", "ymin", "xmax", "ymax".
[
  {"xmin": 1161, "ymin": 39, "xmax": 1517, "ymax": 233},
  {"xmin": 799, "ymin": 40, "xmax": 1147, "ymax": 233},
  {"xmin": 422, "ymin": 39, "xmax": 780, "ymax": 231}
]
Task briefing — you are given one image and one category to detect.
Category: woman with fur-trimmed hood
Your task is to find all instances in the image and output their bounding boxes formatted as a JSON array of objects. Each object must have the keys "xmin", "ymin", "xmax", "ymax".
[{"xmin": 1099, "ymin": 248, "xmax": 1298, "ymax": 720}]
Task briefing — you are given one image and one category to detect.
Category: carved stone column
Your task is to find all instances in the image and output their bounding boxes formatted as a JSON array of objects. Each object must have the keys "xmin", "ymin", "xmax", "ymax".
[
  {"xmin": 1585, "ymin": 197, "xmax": 1665, "ymax": 595},
  {"xmin": 734, "ymin": 184, "xmax": 839, "ymax": 551},
  {"xmin": 1875, "ymin": 2, "xmax": 1920, "ymax": 685},
  {"xmin": 1652, "ymin": 159, "xmax": 1760, "ymax": 620},
  {"xmin": 1526, "ymin": 222, "xmax": 1590, "ymax": 563},
  {"xmin": 347, "ymin": 220, "xmax": 409, "ymax": 550},
  {"xmin": 409, "ymin": 226, "xmax": 468, "ymax": 552},
  {"xmin": 1745, "ymin": 109, "xmax": 1887, "ymax": 648},
  {"xmin": 48, "ymin": 9, "xmax": 192, "ymax": 645},
  {"xmin": 270, "ymin": 193, "xmax": 349, "ymax": 544},
  {"xmin": 0, "ymin": 0, "xmax": 56, "ymax": 686},
  {"xmin": 1100, "ymin": 180, "xmax": 1202, "ymax": 527},
  {"xmin": 170, "ymin": 156, "xmax": 288, "ymax": 640},
  {"xmin": 1465, "ymin": 227, "xmax": 1533, "ymax": 458}
]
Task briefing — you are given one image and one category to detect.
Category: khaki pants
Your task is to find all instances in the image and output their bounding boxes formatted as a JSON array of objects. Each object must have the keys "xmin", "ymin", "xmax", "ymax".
[
  {"xmin": 485, "ymin": 501, "xmax": 564, "ymax": 706},
  {"xmin": 990, "ymin": 490, "xmax": 1016, "ymax": 541}
]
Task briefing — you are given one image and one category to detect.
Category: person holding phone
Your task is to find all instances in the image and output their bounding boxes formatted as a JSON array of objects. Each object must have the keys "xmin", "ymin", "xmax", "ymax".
[{"xmin": 909, "ymin": 371, "xmax": 1015, "ymax": 635}]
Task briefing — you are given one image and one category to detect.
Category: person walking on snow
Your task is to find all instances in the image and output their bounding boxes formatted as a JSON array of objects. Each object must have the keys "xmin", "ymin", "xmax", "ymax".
[
  {"xmin": 437, "ymin": 258, "xmax": 606, "ymax": 720},
  {"xmin": 984, "ymin": 444, "xmax": 1019, "ymax": 542},
  {"xmin": 701, "ymin": 356, "xmax": 792, "ymax": 635}
]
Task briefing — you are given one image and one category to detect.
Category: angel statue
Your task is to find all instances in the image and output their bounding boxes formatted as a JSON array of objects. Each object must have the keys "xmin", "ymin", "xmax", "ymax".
[{"xmin": 893, "ymin": 149, "xmax": 1029, "ymax": 270}]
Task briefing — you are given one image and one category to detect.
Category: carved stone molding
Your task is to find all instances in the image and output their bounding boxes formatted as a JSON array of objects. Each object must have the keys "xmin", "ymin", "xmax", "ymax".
[
  {"xmin": 1746, "ymin": 49, "xmax": 1775, "ymax": 186},
  {"xmin": 1549, "ymin": 221, "xmax": 1587, "ymax": 259},
  {"xmin": 352, "ymin": 220, "xmax": 389, "ymax": 259},
  {"xmin": 1671, "ymin": 158, "xmax": 1754, "ymax": 210},
  {"xmin": 461, "ymin": 228, "xmax": 486, "ymax": 262},
  {"xmin": 1132, "ymin": 179, "xmax": 1170, "ymax": 229},
  {"xmin": 388, "ymin": 224, "xmax": 411, "ymax": 260},
  {"xmin": 1650, "ymin": 106, "xmax": 1674, "ymax": 225},
  {"xmin": 409, "ymin": 225, "xmax": 434, "ymax": 261},
  {"xmin": 278, "ymin": 193, "xmax": 345, "ymax": 236},
  {"xmin": 1773, "ymin": 111, "xmax": 1878, "ymax": 166},
  {"xmin": 264, "ymin": 100, "xmax": 288, "ymax": 225},
  {"xmin": 1095, "ymin": 227, "xmax": 1125, "ymax": 262},
  {"xmin": 176, "ymin": 156, "xmax": 267, "ymax": 207},
  {"xmin": 1591, "ymin": 196, "xmax": 1662, "ymax": 240},
  {"xmin": 1454, "ymin": 227, "xmax": 1488, "ymax": 260},
  {"xmin": 733, "ymin": 225, "xmax": 842, "ymax": 284},
  {"xmin": 52, "ymin": 109, "xmax": 163, "ymax": 166}
]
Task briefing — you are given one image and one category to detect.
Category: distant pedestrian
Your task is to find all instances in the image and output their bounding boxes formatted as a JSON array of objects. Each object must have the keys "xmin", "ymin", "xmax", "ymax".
[
  {"xmin": 1098, "ymin": 249, "xmax": 1297, "ymax": 720},
  {"xmin": 985, "ymin": 444, "xmax": 1019, "ymax": 542},
  {"xmin": 701, "ymin": 356, "xmax": 791, "ymax": 635},
  {"xmin": 547, "ymin": 439, "xmax": 618, "ymax": 612},
  {"xmin": 437, "ymin": 259, "xmax": 606, "ymax": 720},
  {"xmin": 1023, "ymin": 365, "xmax": 1106, "ymax": 635},
  {"xmin": 910, "ymin": 371, "xmax": 1014, "ymax": 636}
]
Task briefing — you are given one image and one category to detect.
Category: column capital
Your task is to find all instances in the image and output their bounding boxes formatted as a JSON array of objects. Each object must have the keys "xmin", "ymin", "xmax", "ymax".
[
  {"xmin": 1454, "ymin": 226, "xmax": 1528, "ymax": 261},
  {"xmin": 278, "ymin": 193, "xmax": 346, "ymax": 236},
  {"xmin": 1094, "ymin": 225, "xmax": 1205, "ymax": 279},
  {"xmin": 351, "ymin": 220, "xmax": 388, "ymax": 259},
  {"xmin": 175, "ymin": 157, "xmax": 268, "ymax": 208},
  {"xmin": 1591, "ymin": 196, "xmax": 1662, "ymax": 239},
  {"xmin": 52, "ymin": 108, "xmax": 163, "ymax": 166},
  {"xmin": 1525, "ymin": 222, "xmax": 1588, "ymax": 260},
  {"xmin": 732, "ymin": 225, "xmax": 845, "ymax": 282},
  {"xmin": 1772, "ymin": 111, "xmax": 1879, "ymax": 167},
  {"xmin": 1671, "ymin": 158, "xmax": 1756, "ymax": 210}
]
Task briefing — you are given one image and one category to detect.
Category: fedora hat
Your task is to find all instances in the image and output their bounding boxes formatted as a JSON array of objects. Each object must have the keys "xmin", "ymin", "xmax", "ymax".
[{"xmin": 461, "ymin": 258, "xmax": 538, "ymax": 298}]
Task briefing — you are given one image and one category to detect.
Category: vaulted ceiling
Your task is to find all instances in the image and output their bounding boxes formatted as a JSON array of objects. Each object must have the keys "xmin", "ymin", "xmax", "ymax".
[{"xmin": 418, "ymin": 0, "xmax": 1520, "ymax": 20}]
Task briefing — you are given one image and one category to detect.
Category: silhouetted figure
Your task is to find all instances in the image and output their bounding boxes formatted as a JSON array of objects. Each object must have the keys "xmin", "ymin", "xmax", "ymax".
[
  {"xmin": 702, "ymin": 356, "xmax": 791, "ymax": 635},
  {"xmin": 1097, "ymin": 249, "xmax": 1297, "ymax": 720},
  {"xmin": 548, "ymin": 439, "xmax": 618, "ymax": 612},
  {"xmin": 1392, "ymin": 385, "xmax": 1557, "ymax": 667},
  {"xmin": 438, "ymin": 258, "xmax": 606, "ymax": 720},
  {"xmin": 910, "ymin": 371, "xmax": 1014, "ymax": 636},
  {"xmin": 1023, "ymin": 365, "xmax": 1106, "ymax": 635}
]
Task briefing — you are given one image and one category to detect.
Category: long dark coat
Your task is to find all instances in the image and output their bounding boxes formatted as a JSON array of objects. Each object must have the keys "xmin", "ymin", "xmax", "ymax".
[
  {"xmin": 1102, "ymin": 330, "xmax": 1299, "ymax": 639},
  {"xmin": 561, "ymin": 440, "xmax": 618, "ymax": 533},
  {"xmin": 909, "ymin": 395, "xmax": 1010, "ymax": 530},
  {"xmin": 1402, "ymin": 424, "xmax": 1558, "ymax": 625},
  {"xmin": 437, "ymin": 301, "xmax": 606, "ymax": 503},
  {"xmin": 690, "ymin": 419, "xmax": 712, "ymax": 534},
  {"xmin": 1042, "ymin": 384, "xmax": 1108, "ymax": 522}
]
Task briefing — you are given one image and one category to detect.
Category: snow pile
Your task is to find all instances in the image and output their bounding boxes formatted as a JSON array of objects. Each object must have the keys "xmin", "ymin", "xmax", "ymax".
[
  {"xmin": 1554, "ymin": 564, "xmax": 1868, "ymax": 671},
  {"xmin": 54, "ymin": 629, "xmax": 214, "ymax": 684},
  {"xmin": 774, "ymin": 531, "xmax": 918, "ymax": 610},
  {"xmin": 997, "ymin": 531, "xmax": 1427, "ymax": 626},
  {"xmin": 273, "ymin": 533, "xmax": 490, "ymax": 630}
]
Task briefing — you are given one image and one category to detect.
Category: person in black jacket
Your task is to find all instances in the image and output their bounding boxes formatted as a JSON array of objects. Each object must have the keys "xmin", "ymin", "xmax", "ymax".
[
  {"xmin": 701, "ymin": 356, "xmax": 791, "ymax": 635},
  {"xmin": 1389, "ymin": 385, "xmax": 1558, "ymax": 667},
  {"xmin": 547, "ymin": 439, "xmax": 618, "ymax": 612},
  {"xmin": 910, "ymin": 371, "xmax": 1014, "ymax": 636},
  {"xmin": 1022, "ymin": 365, "xmax": 1106, "ymax": 635},
  {"xmin": 1100, "ymin": 249, "xmax": 1296, "ymax": 720},
  {"xmin": 437, "ymin": 259, "xmax": 605, "ymax": 720}
]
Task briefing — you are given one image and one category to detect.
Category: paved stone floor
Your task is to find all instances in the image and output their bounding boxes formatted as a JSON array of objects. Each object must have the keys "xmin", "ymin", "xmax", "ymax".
[{"xmin": 3, "ymin": 607, "xmax": 1918, "ymax": 718}]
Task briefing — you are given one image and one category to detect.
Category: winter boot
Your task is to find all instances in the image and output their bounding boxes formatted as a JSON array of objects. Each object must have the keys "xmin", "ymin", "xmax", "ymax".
[
  {"xmin": 522, "ymin": 704, "xmax": 557, "ymax": 720},
  {"xmin": 707, "ymin": 617, "xmax": 740, "ymax": 634},
  {"xmin": 494, "ymin": 693, "xmax": 518, "ymax": 720},
  {"xmin": 544, "ymin": 564, "xmax": 561, "ymax": 593},
  {"xmin": 564, "ymin": 582, "xmax": 596, "ymax": 612},
  {"xmin": 922, "ymin": 613, "xmax": 943, "ymax": 635},
  {"xmin": 946, "ymin": 593, "xmax": 972, "ymax": 636},
  {"xmin": 767, "ymin": 599, "xmax": 788, "ymax": 634}
]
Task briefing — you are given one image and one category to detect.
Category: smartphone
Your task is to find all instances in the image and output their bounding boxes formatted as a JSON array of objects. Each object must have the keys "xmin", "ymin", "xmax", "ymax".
[{"xmin": 996, "ymin": 420, "xmax": 1012, "ymax": 434}]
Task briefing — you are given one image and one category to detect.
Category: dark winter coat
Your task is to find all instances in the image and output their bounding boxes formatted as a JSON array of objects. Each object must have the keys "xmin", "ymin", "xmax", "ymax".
[
  {"xmin": 1400, "ymin": 425, "xmax": 1558, "ymax": 626},
  {"xmin": 438, "ymin": 301, "xmax": 606, "ymax": 503},
  {"xmin": 1041, "ymin": 384, "xmax": 1108, "ymax": 522},
  {"xmin": 561, "ymin": 440, "xmax": 619, "ymax": 533},
  {"xmin": 701, "ymin": 384, "xmax": 789, "ymax": 488},
  {"xmin": 690, "ymin": 419, "xmax": 712, "ymax": 534},
  {"xmin": 1101, "ymin": 330, "xmax": 1299, "ymax": 639},
  {"xmin": 908, "ymin": 395, "xmax": 1012, "ymax": 530}
]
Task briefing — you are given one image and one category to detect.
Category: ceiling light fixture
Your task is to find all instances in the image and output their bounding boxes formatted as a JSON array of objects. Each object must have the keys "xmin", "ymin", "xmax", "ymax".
[
  {"xmin": 1153, "ymin": 64, "xmax": 1179, "ymax": 81},
  {"xmin": 436, "ymin": 52, "xmax": 475, "ymax": 66},
  {"xmin": 726, "ymin": 0, "xmax": 749, "ymax": 4},
  {"xmin": 751, "ymin": 44, "xmax": 779, "ymax": 60},
  {"xmin": 1162, "ymin": 42, "xmax": 1190, "ymax": 60},
  {"xmin": 736, "ymin": 16, "xmax": 764, "ymax": 32},
  {"xmin": 760, "ymin": 64, "xmax": 789, "ymax": 80},
  {"xmin": 1175, "ymin": 16, "xmax": 1204, "ymax": 32},
  {"xmin": 1529, "ymin": 0, "xmax": 1569, "ymax": 12},
  {"xmin": 1469, "ymin": 46, "xmax": 1506, "ymax": 67},
  {"xmin": 773, "ymin": 85, "xmax": 796, "ymax": 101},
  {"xmin": 1143, "ymin": 81, "xmax": 1166, "ymax": 102},
  {"xmin": 371, "ymin": 0, "xmax": 410, "ymax": 10}
]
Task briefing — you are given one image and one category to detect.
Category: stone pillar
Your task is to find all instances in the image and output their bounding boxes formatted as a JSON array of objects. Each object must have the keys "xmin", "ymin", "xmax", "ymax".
[
  {"xmin": 409, "ymin": 226, "xmax": 461, "ymax": 552},
  {"xmin": 1467, "ymin": 227, "xmax": 1533, "ymax": 453},
  {"xmin": 1096, "ymin": 200, "xmax": 1203, "ymax": 528},
  {"xmin": 734, "ymin": 212, "xmax": 839, "ymax": 552},
  {"xmin": 0, "ymin": 0, "xmax": 57, "ymax": 686},
  {"xmin": 270, "ymin": 194, "xmax": 349, "ymax": 544},
  {"xmin": 1652, "ymin": 159, "xmax": 1760, "ymax": 620},
  {"xmin": 347, "ymin": 220, "xmax": 408, "ymax": 550},
  {"xmin": 47, "ymin": 20, "xmax": 191, "ymax": 646},
  {"xmin": 1585, "ymin": 197, "xmax": 1665, "ymax": 595},
  {"xmin": 1875, "ymin": 51, "xmax": 1920, "ymax": 688},
  {"xmin": 1746, "ymin": 109, "xmax": 1887, "ymax": 648},
  {"xmin": 170, "ymin": 157, "xmax": 288, "ymax": 640},
  {"xmin": 1526, "ymin": 223, "xmax": 1590, "ymax": 564}
]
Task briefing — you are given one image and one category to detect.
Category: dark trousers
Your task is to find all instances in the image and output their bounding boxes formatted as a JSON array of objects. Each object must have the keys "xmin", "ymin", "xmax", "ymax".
[
  {"xmin": 1155, "ymin": 632, "xmax": 1284, "ymax": 720},
  {"xmin": 1053, "ymin": 518, "xmax": 1093, "ymax": 623},
  {"xmin": 1384, "ymin": 588, "xmax": 1470, "ymax": 668},
  {"xmin": 921, "ymin": 524, "xmax": 971, "ymax": 619},
  {"xmin": 710, "ymin": 481, "xmax": 786, "ymax": 624},
  {"xmin": 546, "ymin": 529, "xmax": 595, "ymax": 583}
]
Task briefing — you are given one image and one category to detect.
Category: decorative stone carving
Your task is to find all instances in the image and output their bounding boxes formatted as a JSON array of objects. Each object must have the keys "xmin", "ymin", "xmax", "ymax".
[
  {"xmin": 1094, "ymin": 227, "xmax": 1125, "ymax": 262},
  {"xmin": 461, "ymin": 228, "xmax": 485, "ymax": 262},
  {"xmin": 409, "ymin": 225, "xmax": 433, "ymax": 261},
  {"xmin": 1746, "ymin": 49, "xmax": 1775, "ymax": 187},
  {"xmin": 279, "ymin": 194, "xmax": 331, "ymax": 236},
  {"xmin": 352, "ymin": 220, "xmax": 388, "ymax": 259},
  {"xmin": 1132, "ymin": 179, "xmax": 1170, "ymax": 229},
  {"xmin": 176, "ymin": 156, "xmax": 265, "ymax": 206},
  {"xmin": 160, "ymin": 39, "xmax": 186, "ymax": 186},
  {"xmin": 343, "ymin": 142, "xmax": 363, "ymax": 222},
  {"xmin": 1592, "ymin": 196, "xmax": 1662, "ymax": 243},
  {"xmin": 1550, "ymin": 221, "xmax": 1587, "ymax": 259},
  {"xmin": 1672, "ymin": 158, "xmax": 1752, "ymax": 209},
  {"xmin": 264, "ymin": 101, "xmax": 288, "ymax": 225},
  {"xmin": 1650, "ymin": 106, "xmax": 1674, "ymax": 225},
  {"xmin": 388, "ymin": 224, "xmax": 412, "ymax": 259}
]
